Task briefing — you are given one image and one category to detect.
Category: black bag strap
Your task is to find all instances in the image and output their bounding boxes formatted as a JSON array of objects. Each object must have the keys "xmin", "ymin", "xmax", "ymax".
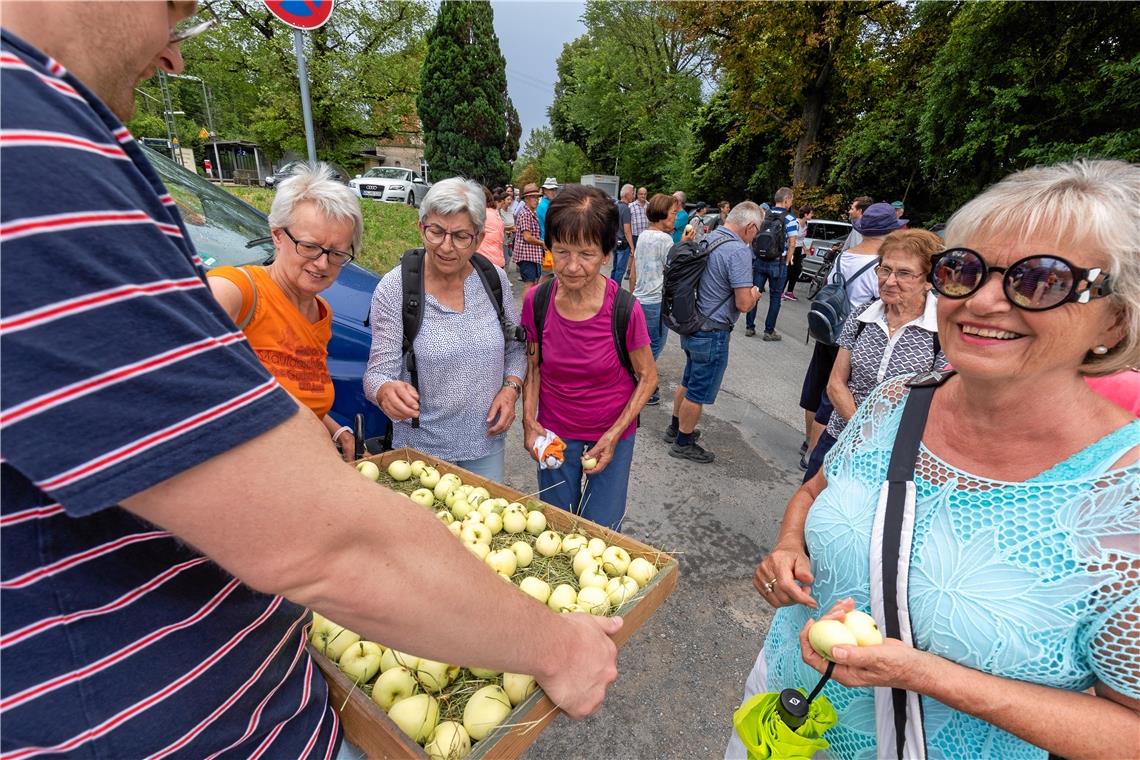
[
  {"xmin": 611, "ymin": 287, "xmax": 637, "ymax": 383},
  {"xmin": 530, "ymin": 278, "xmax": 556, "ymax": 368},
  {"xmin": 470, "ymin": 252, "xmax": 509, "ymax": 335},
  {"xmin": 880, "ymin": 369, "xmax": 955, "ymax": 759},
  {"xmin": 849, "ymin": 257, "xmax": 879, "ymax": 287},
  {"xmin": 399, "ymin": 248, "xmax": 426, "ymax": 429},
  {"xmin": 931, "ymin": 333, "xmax": 941, "ymax": 370}
]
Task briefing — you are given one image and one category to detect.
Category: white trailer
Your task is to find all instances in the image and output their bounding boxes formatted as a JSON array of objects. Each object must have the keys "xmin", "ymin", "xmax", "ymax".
[{"xmin": 579, "ymin": 174, "xmax": 620, "ymax": 199}]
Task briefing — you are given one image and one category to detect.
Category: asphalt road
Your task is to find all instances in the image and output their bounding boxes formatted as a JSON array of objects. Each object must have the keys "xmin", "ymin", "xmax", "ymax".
[{"xmin": 499, "ymin": 275, "xmax": 818, "ymax": 759}]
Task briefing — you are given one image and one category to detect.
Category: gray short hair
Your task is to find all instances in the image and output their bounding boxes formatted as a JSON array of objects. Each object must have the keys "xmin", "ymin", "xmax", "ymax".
[
  {"xmin": 944, "ymin": 159, "xmax": 1140, "ymax": 376},
  {"xmin": 774, "ymin": 186, "xmax": 793, "ymax": 206},
  {"xmin": 269, "ymin": 162, "xmax": 363, "ymax": 252},
  {"xmin": 419, "ymin": 177, "xmax": 486, "ymax": 232},
  {"xmin": 725, "ymin": 200, "xmax": 765, "ymax": 228},
  {"xmin": 673, "ymin": 190, "xmax": 687, "ymax": 204}
]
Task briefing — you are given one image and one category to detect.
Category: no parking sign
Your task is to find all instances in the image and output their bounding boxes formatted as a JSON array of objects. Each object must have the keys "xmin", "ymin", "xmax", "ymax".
[{"xmin": 262, "ymin": 0, "xmax": 335, "ymax": 31}]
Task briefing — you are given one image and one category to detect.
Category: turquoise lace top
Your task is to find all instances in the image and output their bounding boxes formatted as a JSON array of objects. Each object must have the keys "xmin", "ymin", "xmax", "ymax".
[{"xmin": 763, "ymin": 376, "xmax": 1140, "ymax": 760}]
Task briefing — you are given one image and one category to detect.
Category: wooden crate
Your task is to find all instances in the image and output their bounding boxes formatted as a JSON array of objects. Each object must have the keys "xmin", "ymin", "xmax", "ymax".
[{"xmin": 310, "ymin": 448, "xmax": 679, "ymax": 759}]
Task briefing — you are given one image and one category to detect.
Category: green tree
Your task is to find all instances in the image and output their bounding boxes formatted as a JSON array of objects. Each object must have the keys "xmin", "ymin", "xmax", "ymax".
[
  {"xmin": 513, "ymin": 127, "xmax": 592, "ymax": 185},
  {"xmin": 676, "ymin": 1, "xmax": 906, "ymax": 190},
  {"xmin": 917, "ymin": 0, "xmax": 1140, "ymax": 211},
  {"xmin": 548, "ymin": 0, "xmax": 709, "ymax": 190},
  {"xmin": 418, "ymin": 0, "xmax": 516, "ymax": 185},
  {"xmin": 139, "ymin": 0, "xmax": 429, "ymax": 167}
]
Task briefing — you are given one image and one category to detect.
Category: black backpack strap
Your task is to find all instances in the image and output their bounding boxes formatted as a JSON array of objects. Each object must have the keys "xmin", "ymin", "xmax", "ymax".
[
  {"xmin": 611, "ymin": 288, "xmax": 637, "ymax": 383},
  {"xmin": 470, "ymin": 253, "xmax": 507, "ymax": 333},
  {"xmin": 850, "ymin": 257, "xmax": 878, "ymax": 286},
  {"xmin": 872, "ymin": 369, "xmax": 955, "ymax": 760},
  {"xmin": 531, "ymin": 278, "xmax": 556, "ymax": 368},
  {"xmin": 400, "ymin": 248, "xmax": 426, "ymax": 429},
  {"xmin": 931, "ymin": 333, "xmax": 941, "ymax": 370}
]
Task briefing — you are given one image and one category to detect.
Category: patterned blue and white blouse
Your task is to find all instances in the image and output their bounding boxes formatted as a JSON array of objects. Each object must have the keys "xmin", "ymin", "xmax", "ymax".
[{"xmin": 828, "ymin": 292, "xmax": 947, "ymax": 439}]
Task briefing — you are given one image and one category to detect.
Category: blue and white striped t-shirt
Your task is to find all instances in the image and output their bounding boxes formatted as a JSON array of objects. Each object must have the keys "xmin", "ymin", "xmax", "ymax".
[{"xmin": 0, "ymin": 30, "xmax": 339, "ymax": 758}]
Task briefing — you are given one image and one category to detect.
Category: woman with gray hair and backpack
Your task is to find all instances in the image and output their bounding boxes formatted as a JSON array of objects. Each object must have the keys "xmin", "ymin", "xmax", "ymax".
[{"xmin": 364, "ymin": 177, "xmax": 526, "ymax": 481}]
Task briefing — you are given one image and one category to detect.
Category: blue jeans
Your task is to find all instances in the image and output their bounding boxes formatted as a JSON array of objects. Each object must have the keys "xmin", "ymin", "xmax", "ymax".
[
  {"xmin": 745, "ymin": 259, "xmax": 787, "ymax": 333},
  {"xmin": 538, "ymin": 435, "xmax": 636, "ymax": 531},
  {"xmin": 803, "ymin": 430, "xmax": 837, "ymax": 482},
  {"xmin": 454, "ymin": 443, "xmax": 505, "ymax": 482},
  {"xmin": 611, "ymin": 244, "xmax": 631, "ymax": 285},
  {"xmin": 640, "ymin": 300, "xmax": 667, "ymax": 359},
  {"xmin": 680, "ymin": 329, "xmax": 731, "ymax": 405},
  {"xmin": 518, "ymin": 260, "xmax": 540, "ymax": 283}
]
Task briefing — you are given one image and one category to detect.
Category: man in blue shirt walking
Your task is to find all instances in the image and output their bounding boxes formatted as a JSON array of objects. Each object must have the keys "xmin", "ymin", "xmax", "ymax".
[{"xmin": 745, "ymin": 187, "xmax": 799, "ymax": 340}]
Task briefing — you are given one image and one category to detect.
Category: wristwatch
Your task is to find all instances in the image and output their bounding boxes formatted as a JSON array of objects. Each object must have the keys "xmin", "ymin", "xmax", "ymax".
[{"xmin": 502, "ymin": 379, "xmax": 522, "ymax": 394}]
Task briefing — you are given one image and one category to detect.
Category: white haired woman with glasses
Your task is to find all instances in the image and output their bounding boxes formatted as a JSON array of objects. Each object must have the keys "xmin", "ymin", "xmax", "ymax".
[
  {"xmin": 208, "ymin": 162, "xmax": 363, "ymax": 461},
  {"xmin": 364, "ymin": 177, "xmax": 526, "ymax": 481},
  {"xmin": 730, "ymin": 160, "xmax": 1138, "ymax": 760}
]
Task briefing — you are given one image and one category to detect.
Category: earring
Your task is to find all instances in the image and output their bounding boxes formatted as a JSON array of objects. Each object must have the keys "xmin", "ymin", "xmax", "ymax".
[{"xmin": 1092, "ymin": 345, "xmax": 1109, "ymax": 355}]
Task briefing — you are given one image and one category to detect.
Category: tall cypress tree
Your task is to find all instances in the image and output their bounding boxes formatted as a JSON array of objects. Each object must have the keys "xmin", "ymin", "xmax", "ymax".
[{"xmin": 418, "ymin": 0, "xmax": 515, "ymax": 185}]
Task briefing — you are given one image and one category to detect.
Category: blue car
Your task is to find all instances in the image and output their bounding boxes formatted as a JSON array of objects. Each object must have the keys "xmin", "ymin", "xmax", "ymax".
[{"xmin": 142, "ymin": 146, "xmax": 389, "ymax": 444}]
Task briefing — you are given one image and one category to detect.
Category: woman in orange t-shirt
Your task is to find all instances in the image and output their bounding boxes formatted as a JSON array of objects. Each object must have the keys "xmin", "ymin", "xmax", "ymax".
[{"xmin": 208, "ymin": 163, "xmax": 363, "ymax": 461}]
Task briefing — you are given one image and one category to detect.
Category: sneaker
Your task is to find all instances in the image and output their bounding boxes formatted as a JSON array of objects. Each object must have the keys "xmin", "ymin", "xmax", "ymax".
[
  {"xmin": 781, "ymin": 292, "xmax": 793, "ymax": 301},
  {"xmin": 799, "ymin": 453, "xmax": 809, "ymax": 470},
  {"xmin": 799, "ymin": 439, "xmax": 809, "ymax": 455},
  {"xmin": 646, "ymin": 392, "xmax": 660, "ymax": 406},
  {"xmin": 670, "ymin": 441, "xmax": 716, "ymax": 463},
  {"xmin": 663, "ymin": 427, "xmax": 702, "ymax": 444},
  {"xmin": 745, "ymin": 327, "xmax": 756, "ymax": 337},
  {"xmin": 762, "ymin": 331, "xmax": 782, "ymax": 341}
]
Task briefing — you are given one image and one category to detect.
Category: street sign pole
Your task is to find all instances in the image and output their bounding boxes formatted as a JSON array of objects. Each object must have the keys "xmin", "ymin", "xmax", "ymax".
[
  {"xmin": 263, "ymin": 1, "xmax": 334, "ymax": 164},
  {"xmin": 293, "ymin": 28, "xmax": 317, "ymax": 163}
]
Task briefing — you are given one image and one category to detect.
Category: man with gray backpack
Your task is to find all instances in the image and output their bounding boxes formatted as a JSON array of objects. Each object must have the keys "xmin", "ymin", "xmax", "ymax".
[
  {"xmin": 798, "ymin": 202, "xmax": 905, "ymax": 472},
  {"xmin": 661, "ymin": 202, "xmax": 763, "ymax": 463}
]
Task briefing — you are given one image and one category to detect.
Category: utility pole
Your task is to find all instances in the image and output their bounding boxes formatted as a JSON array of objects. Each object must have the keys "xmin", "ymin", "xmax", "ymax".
[
  {"xmin": 169, "ymin": 73, "xmax": 222, "ymax": 180},
  {"xmin": 157, "ymin": 71, "xmax": 180, "ymax": 165}
]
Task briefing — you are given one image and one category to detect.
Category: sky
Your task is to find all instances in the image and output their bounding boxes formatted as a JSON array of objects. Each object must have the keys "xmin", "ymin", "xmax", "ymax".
[{"xmin": 491, "ymin": 1, "xmax": 587, "ymax": 148}]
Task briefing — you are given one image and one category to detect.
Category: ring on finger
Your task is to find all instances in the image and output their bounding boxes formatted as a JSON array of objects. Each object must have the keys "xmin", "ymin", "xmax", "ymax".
[{"xmin": 763, "ymin": 578, "xmax": 777, "ymax": 594}]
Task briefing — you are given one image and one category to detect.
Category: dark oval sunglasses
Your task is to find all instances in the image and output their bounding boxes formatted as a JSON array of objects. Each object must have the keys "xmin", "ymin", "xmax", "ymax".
[{"xmin": 929, "ymin": 247, "xmax": 1113, "ymax": 312}]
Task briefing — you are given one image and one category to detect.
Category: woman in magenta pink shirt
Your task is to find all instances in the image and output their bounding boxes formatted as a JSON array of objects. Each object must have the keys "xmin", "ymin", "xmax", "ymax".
[{"xmin": 521, "ymin": 185, "xmax": 657, "ymax": 530}]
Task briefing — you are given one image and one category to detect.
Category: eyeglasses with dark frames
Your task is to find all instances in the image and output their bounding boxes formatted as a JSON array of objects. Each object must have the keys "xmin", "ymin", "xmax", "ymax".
[
  {"xmin": 421, "ymin": 223, "xmax": 477, "ymax": 250},
  {"xmin": 929, "ymin": 247, "xmax": 1113, "ymax": 312},
  {"xmin": 281, "ymin": 228, "xmax": 355, "ymax": 266}
]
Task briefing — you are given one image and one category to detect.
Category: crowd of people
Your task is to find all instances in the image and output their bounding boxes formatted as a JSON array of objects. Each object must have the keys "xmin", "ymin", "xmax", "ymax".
[{"xmin": 2, "ymin": 3, "xmax": 1137, "ymax": 759}]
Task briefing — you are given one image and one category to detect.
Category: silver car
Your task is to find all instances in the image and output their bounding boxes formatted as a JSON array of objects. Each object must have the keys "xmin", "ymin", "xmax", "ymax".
[{"xmin": 349, "ymin": 166, "xmax": 430, "ymax": 207}]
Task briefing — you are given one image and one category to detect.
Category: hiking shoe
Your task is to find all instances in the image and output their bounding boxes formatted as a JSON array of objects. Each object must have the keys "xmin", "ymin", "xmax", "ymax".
[
  {"xmin": 646, "ymin": 392, "xmax": 660, "ymax": 406},
  {"xmin": 663, "ymin": 427, "xmax": 702, "ymax": 444},
  {"xmin": 745, "ymin": 327, "xmax": 756, "ymax": 337},
  {"xmin": 670, "ymin": 441, "xmax": 716, "ymax": 463},
  {"xmin": 762, "ymin": 331, "xmax": 782, "ymax": 341}
]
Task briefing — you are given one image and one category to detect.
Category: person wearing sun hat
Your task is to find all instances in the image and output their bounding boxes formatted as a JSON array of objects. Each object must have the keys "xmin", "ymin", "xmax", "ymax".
[
  {"xmin": 512, "ymin": 183, "xmax": 545, "ymax": 284},
  {"xmin": 537, "ymin": 176, "xmax": 559, "ymax": 239}
]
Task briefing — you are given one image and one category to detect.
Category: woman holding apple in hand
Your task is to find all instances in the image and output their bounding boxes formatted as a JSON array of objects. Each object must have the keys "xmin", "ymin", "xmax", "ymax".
[
  {"xmin": 729, "ymin": 161, "xmax": 1140, "ymax": 760},
  {"xmin": 521, "ymin": 185, "xmax": 657, "ymax": 530},
  {"xmin": 364, "ymin": 178, "xmax": 526, "ymax": 481}
]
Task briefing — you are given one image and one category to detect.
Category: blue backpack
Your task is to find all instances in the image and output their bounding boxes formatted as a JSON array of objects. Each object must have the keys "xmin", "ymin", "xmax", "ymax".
[{"xmin": 807, "ymin": 255, "xmax": 878, "ymax": 345}]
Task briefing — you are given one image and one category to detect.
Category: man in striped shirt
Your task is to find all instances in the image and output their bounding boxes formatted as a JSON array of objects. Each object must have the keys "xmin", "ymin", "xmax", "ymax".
[{"xmin": 0, "ymin": 3, "xmax": 620, "ymax": 757}]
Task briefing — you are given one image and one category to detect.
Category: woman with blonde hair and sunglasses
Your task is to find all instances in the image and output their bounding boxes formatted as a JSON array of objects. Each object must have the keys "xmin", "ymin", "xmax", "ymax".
[
  {"xmin": 364, "ymin": 178, "xmax": 525, "ymax": 481},
  {"xmin": 731, "ymin": 160, "xmax": 1138, "ymax": 760},
  {"xmin": 208, "ymin": 162, "xmax": 363, "ymax": 461}
]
